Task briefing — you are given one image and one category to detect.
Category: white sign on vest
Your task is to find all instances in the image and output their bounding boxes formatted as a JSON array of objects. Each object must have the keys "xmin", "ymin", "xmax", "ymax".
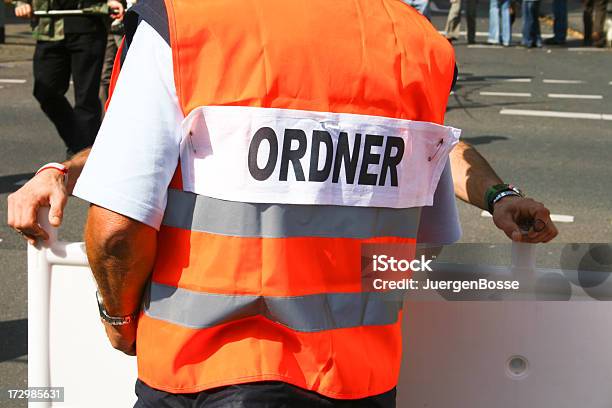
[{"xmin": 27, "ymin": 209, "xmax": 612, "ymax": 407}]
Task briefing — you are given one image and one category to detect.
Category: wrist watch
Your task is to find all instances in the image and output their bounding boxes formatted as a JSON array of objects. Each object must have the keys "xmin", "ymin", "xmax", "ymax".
[
  {"xmin": 96, "ymin": 291, "xmax": 138, "ymax": 326},
  {"xmin": 485, "ymin": 183, "xmax": 524, "ymax": 214}
]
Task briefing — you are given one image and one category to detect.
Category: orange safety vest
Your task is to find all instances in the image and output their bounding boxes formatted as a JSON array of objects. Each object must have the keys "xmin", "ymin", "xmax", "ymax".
[{"xmin": 134, "ymin": 0, "xmax": 459, "ymax": 399}]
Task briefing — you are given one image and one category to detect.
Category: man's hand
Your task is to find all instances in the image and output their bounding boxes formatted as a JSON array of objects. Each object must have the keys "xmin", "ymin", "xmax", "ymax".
[
  {"xmin": 107, "ymin": 0, "xmax": 125, "ymax": 20},
  {"xmin": 102, "ymin": 319, "xmax": 137, "ymax": 356},
  {"xmin": 7, "ymin": 170, "xmax": 67, "ymax": 245},
  {"xmin": 492, "ymin": 196, "xmax": 558, "ymax": 243},
  {"xmin": 14, "ymin": 3, "xmax": 33, "ymax": 18}
]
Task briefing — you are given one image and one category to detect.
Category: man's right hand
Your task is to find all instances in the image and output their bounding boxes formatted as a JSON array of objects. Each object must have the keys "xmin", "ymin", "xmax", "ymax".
[
  {"xmin": 14, "ymin": 3, "xmax": 33, "ymax": 18},
  {"xmin": 7, "ymin": 170, "xmax": 68, "ymax": 245}
]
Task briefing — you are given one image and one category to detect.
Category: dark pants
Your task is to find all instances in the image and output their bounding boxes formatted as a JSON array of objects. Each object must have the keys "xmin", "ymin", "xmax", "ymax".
[
  {"xmin": 583, "ymin": 0, "xmax": 609, "ymax": 43},
  {"xmin": 552, "ymin": 0, "xmax": 568, "ymax": 42},
  {"xmin": 100, "ymin": 33, "xmax": 123, "ymax": 109},
  {"xmin": 134, "ymin": 380, "xmax": 396, "ymax": 408},
  {"xmin": 33, "ymin": 31, "xmax": 106, "ymax": 156},
  {"xmin": 444, "ymin": 0, "xmax": 478, "ymax": 43},
  {"xmin": 521, "ymin": 1, "xmax": 542, "ymax": 47}
]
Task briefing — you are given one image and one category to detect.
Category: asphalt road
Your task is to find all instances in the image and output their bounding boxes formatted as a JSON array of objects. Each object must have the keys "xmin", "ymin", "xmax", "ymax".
[{"xmin": 0, "ymin": 5, "xmax": 611, "ymax": 407}]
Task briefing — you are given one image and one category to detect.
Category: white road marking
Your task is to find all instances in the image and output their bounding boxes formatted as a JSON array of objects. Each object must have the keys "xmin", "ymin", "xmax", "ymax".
[
  {"xmin": 0, "ymin": 79, "xmax": 26, "ymax": 84},
  {"xmin": 567, "ymin": 47, "xmax": 607, "ymax": 52},
  {"xmin": 14, "ymin": 179, "xmax": 29, "ymax": 186},
  {"xmin": 548, "ymin": 93, "xmax": 603, "ymax": 99},
  {"xmin": 480, "ymin": 91, "xmax": 532, "ymax": 97},
  {"xmin": 439, "ymin": 31, "xmax": 552, "ymax": 39},
  {"xmin": 481, "ymin": 211, "xmax": 574, "ymax": 223},
  {"xmin": 457, "ymin": 77, "xmax": 531, "ymax": 83},
  {"xmin": 543, "ymin": 79, "xmax": 585, "ymax": 84},
  {"xmin": 500, "ymin": 109, "xmax": 612, "ymax": 120},
  {"xmin": 503, "ymin": 78, "xmax": 532, "ymax": 83},
  {"xmin": 468, "ymin": 44, "xmax": 503, "ymax": 49}
]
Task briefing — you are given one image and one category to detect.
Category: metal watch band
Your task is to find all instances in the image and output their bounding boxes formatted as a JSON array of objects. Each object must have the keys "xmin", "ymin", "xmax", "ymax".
[{"xmin": 96, "ymin": 291, "xmax": 138, "ymax": 326}]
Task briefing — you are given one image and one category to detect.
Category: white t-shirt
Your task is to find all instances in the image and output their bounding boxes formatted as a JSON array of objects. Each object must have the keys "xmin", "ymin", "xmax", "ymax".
[{"xmin": 73, "ymin": 21, "xmax": 461, "ymax": 244}]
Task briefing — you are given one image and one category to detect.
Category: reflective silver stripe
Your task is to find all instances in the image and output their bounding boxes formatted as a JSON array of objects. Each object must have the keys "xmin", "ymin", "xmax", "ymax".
[
  {"xmin": 144, "ymin": 282, "xmax": 403, "ymax": 332},
  {"xmin": 162, "ymin": 189, "xmax": 420, "ymax": 239}
]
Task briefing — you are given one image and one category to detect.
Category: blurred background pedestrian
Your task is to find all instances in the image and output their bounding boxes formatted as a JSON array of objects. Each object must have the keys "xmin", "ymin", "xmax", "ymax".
[
  {"xmin": 13, "ymin": 0, "xmax": 123, "ymax": 158},
  {"xmin": 545, "ymin": 0, "xmax": 568, "ymax": 44},
  {"xmin": 489, "ymin": 0, "xmax": 512, "ymax": 46},
  {"xmin": 99, "ymin": 0, "xmax": 129, "ymax": 110},
  {"xmin": 403, "ymin": 0, "xmax": 431, "ymax": 18},
  {"xmin": 583, "ymin": 0, "xmax": 609, "ymax": 46},
  {"xmin": 1, "ymin": 0, "xmax": 6, "ymax": 43},
  {"xmin": 444, "ymin": 0, "xmax": 479, "ymax": 44},
  {"xmin": 522, "ymin": 0, "xmax": 543, "ymax": 47}
]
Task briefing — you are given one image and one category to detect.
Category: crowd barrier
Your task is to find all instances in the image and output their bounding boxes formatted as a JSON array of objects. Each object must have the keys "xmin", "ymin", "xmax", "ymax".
[{"xmin": 27, "ymin": 209, "xmax": 612, "ymax": 407}]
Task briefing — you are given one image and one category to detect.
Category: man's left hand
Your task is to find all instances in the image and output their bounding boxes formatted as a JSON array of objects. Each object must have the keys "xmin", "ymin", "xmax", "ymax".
[
  {"xmin": 102, "ymin": 319, "xmax": 137, "ymax": 356},
  {"xmin": 492, "ymin": 196, "xmax": 558, "ymax": 243}
]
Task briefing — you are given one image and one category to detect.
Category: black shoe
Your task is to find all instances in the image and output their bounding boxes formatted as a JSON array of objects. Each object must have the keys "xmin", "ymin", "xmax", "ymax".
[
  {"xmin": 593, "ymin": 38, "xmax": 606, "ymax": 48},
  {"xmin": 544, "ymin": 37, "xmax": 566, "ymax": 45}
]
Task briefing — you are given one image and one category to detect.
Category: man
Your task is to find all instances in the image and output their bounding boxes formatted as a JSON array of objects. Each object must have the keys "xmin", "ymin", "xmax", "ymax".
[
  {"xmin": 8, "ymin": 1, "xmax": 557, "ymax": 406},
  {"xmin": 444, "ymin": 0, "xmax": 479, "ymax": 44},
  {"xmin": 583, "ymin": 0, "xmax": 609, "ymax": 46},
  {"xmin": 544, "ymin": 0, "xmax": 568, "ymax": 45},
  {"xmin": 13, "ymin": 0, "xmax": 124, "ymax": 157}
]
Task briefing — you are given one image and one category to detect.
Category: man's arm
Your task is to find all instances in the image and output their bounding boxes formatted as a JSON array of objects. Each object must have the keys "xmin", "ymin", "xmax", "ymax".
[
  {"xmin": 449, "ymin": 140, "xmax": 558, "ymax": 243},
  {"xmin": 84, "ymin": 205, "xmax": 156, "ymax": 355},
  {"xmin": 7, "ymin": 148, "xmax": 91, "ymax": 244}
]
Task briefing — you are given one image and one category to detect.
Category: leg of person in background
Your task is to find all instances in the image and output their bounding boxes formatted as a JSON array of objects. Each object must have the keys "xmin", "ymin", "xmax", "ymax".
[
  {"xmin": 66, "ymin": 31, "xmax": 107, "ymax": 153},
  {"xmin": 100, "ymin": 33, "xmax": 119, "ymax": 114},
  {"xmin": 583, "ymin": 0, "xmax": 594, "ymax": 45},
  {"xmin": 488, "ymin": 0, "xmax": 501, "ymax": 44},
  {"xmin": 32, "ymin": 40, "xmax": 78, "ymax": 156},
  {"xmin": 0, "ymin": 0, "xmax": 6, "ymax": 44},
  {"xmin": 405, "ymin": 0, "xmax": 431, "ymax": 16},
  {"xmin": 467, "ymin": 0, "xmax": 478, "ymax": 43},
  {"xmin": 591, "ymin": 0, "xmax": 609, "ymax": 46},
  {"xmin": 444, "ymin": 0, "xmax": 462, "ymax": 41},
  {"xmin": 532, "ymin": 1, "xmax": 543, "ymax": 47},
  {"xmin": 500, "ymin": 0, "xmax": 512, "ymax": 45},
  {"xmin": 522, "ymin": 0, "xmax": 534, "ymax": 46},
  {"xmin": 548, "ymin": 0, "xmax": 568, "ymax": 44}
]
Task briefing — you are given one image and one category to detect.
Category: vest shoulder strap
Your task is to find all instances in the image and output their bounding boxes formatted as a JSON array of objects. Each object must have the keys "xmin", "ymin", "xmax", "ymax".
[{"xmin": 122, "ymin": 0, "xmax": 170, "ymax": 65}]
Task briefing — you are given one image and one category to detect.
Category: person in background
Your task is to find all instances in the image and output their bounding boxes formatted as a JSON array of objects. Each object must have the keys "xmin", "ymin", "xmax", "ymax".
[
  {"xmin": 489, "ymin": 0, "xmax": 512, "ymax": 46},
  {"xmin": 1, "ymin": 0, "xmax": 6, "ymax": 44},
  {"xmin": 13, "ymin": 0, "xmax": 124, "ymax": 158},
  {"xmin": 444, "ymin": 0, "xmax": 479, "ymax": 44},
  {"xmin": 522, "ymin": 0, "xmax": 543, "ymax": 47},
  {"xmin": 403, "ymin": 0, "xmax": 431, "ymax": 18},
  {"xmin": 583, "ymin": 0, "xmax": 608, "ymax": 46},
  {"xmin": 100, "ymin": 0, "xmax": 131, "ymax": 107},
  {"xmin": 545, "ymin": 0, "xmax": 568, "ymax": 45}
]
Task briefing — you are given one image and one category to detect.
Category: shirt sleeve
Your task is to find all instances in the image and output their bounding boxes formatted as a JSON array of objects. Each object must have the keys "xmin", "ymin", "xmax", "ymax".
[
  {"xmin": 73, "ymin": 21, "xmax": 184, "ymax": 230},
  {"xmin": 417, "ymin": 158, "xmax": 462, "ymax": 244}
]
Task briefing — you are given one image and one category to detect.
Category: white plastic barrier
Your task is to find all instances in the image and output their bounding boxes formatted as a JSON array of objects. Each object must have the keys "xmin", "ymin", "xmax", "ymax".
[
  {"xmin": 28, "ymin": 209, "xmax": 612, "ymax": 407},
  {"xmin": 27, "ymin": 209, "xmax": 137, "ymax": 408}
]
